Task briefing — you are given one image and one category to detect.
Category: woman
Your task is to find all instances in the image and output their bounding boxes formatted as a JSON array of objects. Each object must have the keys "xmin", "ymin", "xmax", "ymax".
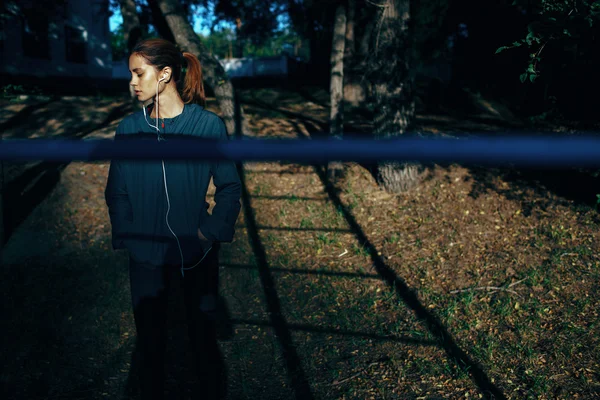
[{"xmin": 105, "ymin": 38, "xmax": 241, "ymax": 399}]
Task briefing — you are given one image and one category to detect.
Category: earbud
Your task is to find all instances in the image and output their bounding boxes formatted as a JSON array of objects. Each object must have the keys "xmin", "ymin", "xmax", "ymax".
[{"xmin": 158, "ymin": 74, "xmax": 167, "ymax": 83}]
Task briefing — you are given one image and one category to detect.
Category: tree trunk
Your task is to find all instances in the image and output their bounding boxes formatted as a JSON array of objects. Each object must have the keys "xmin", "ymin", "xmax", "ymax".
[
  {"xmin": 369, "ymin": 0, "xmax": 422, "ymax": 193},
  {"xmin": 328, "ymin": 4, "xmax": 347, "ymax": 180},
  {"xmin": 235, "ymin": 17, "xmax": 244, "ymax": 58},
  {"xmin": 151, "ymin": 0, "xmax": 251, "ymax": 136},
  {"xmin": 329, "ymin": 4, "xmax": 346, "ymax": 139},
  {"xmin": 358, "ymin": 12, "xmax": 374, "ymax": 59},
  {"xmin": 344, "ymin": 0, "xmax": 355, "ymax": 58},
  {"xmin": 119, "ymin": 0, "xmax": 143, "ymax": 53},
  {"xmin": 344, "ymin": 1, "xmax": 372, "ymax": 107},
  {"xmin": 148, "ymin": 0, "xmax": 175, "ymax": 42}
]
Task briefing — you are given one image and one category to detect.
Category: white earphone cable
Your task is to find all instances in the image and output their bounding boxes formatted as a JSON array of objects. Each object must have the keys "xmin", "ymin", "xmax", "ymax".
[{"xmin": 140, "ymin": 74, "xmax": 210, "ymax": 277}]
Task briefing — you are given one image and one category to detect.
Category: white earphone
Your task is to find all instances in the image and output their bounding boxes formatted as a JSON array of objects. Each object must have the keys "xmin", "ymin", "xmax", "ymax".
[{"xmin": 141, "ymin": 69, "xmax": 212, "ymax": 277}]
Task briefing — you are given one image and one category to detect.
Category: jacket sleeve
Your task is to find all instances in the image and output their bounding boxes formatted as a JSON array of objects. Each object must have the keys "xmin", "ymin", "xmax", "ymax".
[
  {"xmin": 105, "ymin": 137, "xmax": 133, "ymax": 249},
  {"xmin": 199, "ymin": 118, "xmax": 242, "ymax": 242}
]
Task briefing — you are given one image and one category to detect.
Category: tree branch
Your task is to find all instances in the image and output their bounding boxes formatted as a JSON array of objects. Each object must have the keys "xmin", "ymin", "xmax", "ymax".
[{"xmin": 450, "ymin": 279, "xmax": 526, "ymax": 296}]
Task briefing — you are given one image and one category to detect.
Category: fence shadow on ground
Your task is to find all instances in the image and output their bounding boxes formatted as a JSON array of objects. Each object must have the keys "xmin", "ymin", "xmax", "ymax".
[
  {"xmin": 279, "ymin": 107, "xmax": 508, "ymax": 399},
  {"xmin": 311, "ymin": 163, "xmax": 507, "ymax": 400},
  {"xmin": 236, "ymin": 163, "xmax": 315, "ymax": 399},
  {"xmin": 234, "ymin": 165, "xmax": 444, "ymax": 399}
]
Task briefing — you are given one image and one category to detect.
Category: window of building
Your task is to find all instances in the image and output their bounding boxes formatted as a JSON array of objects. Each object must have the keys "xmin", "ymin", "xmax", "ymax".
[
  {"xmin": 65, "ymin": 25, "xmax": 87, "ymax": 64},
  {"xmin": 22, "ymin": 11, "xmax": 51, "ymax": 59}
]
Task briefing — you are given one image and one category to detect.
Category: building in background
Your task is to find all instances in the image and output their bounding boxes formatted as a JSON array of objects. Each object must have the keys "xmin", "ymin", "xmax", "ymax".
[{"xmin": 0, "ymin": 0, "xmax": 112, "ymax": 90}]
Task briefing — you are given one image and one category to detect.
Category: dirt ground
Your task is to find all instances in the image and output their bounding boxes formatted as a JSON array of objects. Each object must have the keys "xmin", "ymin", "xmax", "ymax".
[{"xmin": 1, "ymin": 89, "xmax": 599, "ymax": 400}]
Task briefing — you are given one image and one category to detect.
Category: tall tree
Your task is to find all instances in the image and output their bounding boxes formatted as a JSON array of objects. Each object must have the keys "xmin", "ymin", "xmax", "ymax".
[
  {"xmin": 287, "ymin": 0, "xmax": 338, "ymax": 79},
  {"xmin": 369, "ymin": 0, "xmax": 422, "ymax": 193},
  {"xmin": 329, "ymin": 4, "xmax": 346, "ymax": 139},
  {"xmin": 149, "ymin": 0, "xmax": 251, "ymax": 136},
  {"xmin": 344, "ymin": 0, "xmax": 376, "ymax": 107},
  {"xmin": 328, "ymin": 3, "xmax": 347, "ymax": 180},
  {"xmin": 148, "ymin": 0, "xmax": 176, "ymax": 42},
  {"xmin": 345, "ymin": 0, "xmax": 356, "ymax": 58},
  {"xmin": 119, "ymin": 0, "xmax": 144, "ymax": 53}
]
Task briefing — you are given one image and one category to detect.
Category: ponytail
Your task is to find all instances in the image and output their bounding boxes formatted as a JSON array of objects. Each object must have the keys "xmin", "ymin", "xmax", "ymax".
[{"xmin": 181, "ymin": 52, "xmax": 206, "ymax": 107}]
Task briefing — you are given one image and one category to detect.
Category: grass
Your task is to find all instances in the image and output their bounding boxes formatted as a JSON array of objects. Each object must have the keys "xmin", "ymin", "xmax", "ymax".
[{"xmin": 3, "ymin": 89, "xmax": 600, "ymax": 399}]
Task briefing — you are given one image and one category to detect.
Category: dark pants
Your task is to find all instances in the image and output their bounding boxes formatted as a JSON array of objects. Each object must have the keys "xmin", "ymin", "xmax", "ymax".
[{"xmin": 129, "ymin": 244, "xmax": 223, "ymax": 400}]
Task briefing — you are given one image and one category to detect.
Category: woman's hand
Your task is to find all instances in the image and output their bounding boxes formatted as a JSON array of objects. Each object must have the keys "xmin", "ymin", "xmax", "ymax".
[
  {"xmin": 197, "ymin": 228, "xmax": 209, "ymax": 241},
  {"xmin": 198, "ymin": 228, "xmax": 212, "ymax": 252}
]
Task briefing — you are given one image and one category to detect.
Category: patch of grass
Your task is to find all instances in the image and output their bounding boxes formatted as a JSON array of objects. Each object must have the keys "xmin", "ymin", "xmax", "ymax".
[
  {"xmin": 316, "ymin": 232, "xmax": 338, "ymax": 247},
  {"xmin": 385, "ymin": 233, "xmax": 401, "ymax": 245},
  {"xmin": 299, "ymin": 217, "xmax": 314, "ymax": 228},
  {"xmin": 535, "ymin": 223, "xmax": 570, "ymax": 242},
  {"xmin": 437, "ymin": 297, "xmax": 458, "ymax": 324},
  {"xmin": 319, "ymin": 205, "xmax": 345, "ymax": 227},
  {"xmin": 336, "ymin": 205, "xmax": 346, "ymax": 220},
  {"xmin": 278, "ymin": 207, "xmax": 288, "ymax": 219},
  {"xmin": 253, "ymin": 183, "xmax": 267, "ymax": 196},
  {"xmin": 274, "ymin": 252, "xmax": 292, "ymax": 268},
  {"xmin": 491, "ymin": 295, "xmax": 514, "ymax": 318},
  {"xmin": 352, "ymin": 243, "xmax": 369, "ymax": 257}
]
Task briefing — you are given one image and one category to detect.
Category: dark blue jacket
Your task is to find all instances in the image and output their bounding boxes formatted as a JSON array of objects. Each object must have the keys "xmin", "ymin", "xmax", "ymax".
[{"xmin": 105, "ymin": 104, "xmax": 241, "ymax": 267}]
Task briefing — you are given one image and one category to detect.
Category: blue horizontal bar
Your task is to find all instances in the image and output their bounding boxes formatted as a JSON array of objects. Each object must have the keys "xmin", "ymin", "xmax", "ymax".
[{"xmin": 1, "ymin": 136, "xmax": 600, "ymax": 167}]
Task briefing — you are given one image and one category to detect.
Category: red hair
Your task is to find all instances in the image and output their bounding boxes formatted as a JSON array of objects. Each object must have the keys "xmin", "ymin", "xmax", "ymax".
[{"xmin": 181, "ymin": 52, "xmax": 206, "ymax": 106}]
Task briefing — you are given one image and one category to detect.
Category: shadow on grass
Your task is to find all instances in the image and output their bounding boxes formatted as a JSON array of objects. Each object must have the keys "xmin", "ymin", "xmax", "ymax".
[
  {"xmin": 122, "ymin": 282, "xmax": 230, "ymax": 400},
  {"xmin": 232, "ymin": 85, "xmax": 316, "ymax": 398},
  {"xmin": 230, "ymin": 317, "xmax": 439, "ymax": 346},
  {"xmin": 467, "ymin": 165, "xmax": 600, "ymax": 214},
  {"xmin": 267, "ymin": 102, "xmax": 507, "ymax": 397},
  {"xmin": 311, "ymin": 164, "xmax": 507, "ymax": 400},
  {"xmin": 95, "ymin": 234, "xmax": 232, "ymax": 400},
  {"xmin": 222, "ymin": 262, "xmax": 381, "ymax": 279},
  {"xmin": 232, "ymin": 84, "xmax": 450, "ymax": 398},
  {"xmin": 236, "ymin": 163, "xmax": 315, "ymax": 399},
  {"xmin": 255, "ymin": 225, "xmax": 352, "ymax": 233},
  {"xmin": 0, "ymin": 244, "xmax": 132, "ymax": 400},
  {"xmin": 2, "ymin": 227, "xmax": 231, "ymax": 400}
]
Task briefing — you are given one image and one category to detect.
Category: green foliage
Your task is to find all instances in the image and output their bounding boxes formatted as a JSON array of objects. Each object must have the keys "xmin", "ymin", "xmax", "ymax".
[
  {"xmin": 2, "ymin": 84, "xmax": 26, "ymax": 98},
  {"xmin": 199, "ymin": 27, "xmax": 235, "ymax": 59},
  {"xmin": 497, "ymin": 0, "xmax": 600, "ymax": 83},
  {"xmin": 199, "ymin": 26, "xmax": 306, "ymax": 59},
  {"xmin": 2, "ymin": 84, "xmax": 44, "ymax": 101},
  {"xmin": 110, "ymin": 23, "xmax": 127, "ymax": 61}
]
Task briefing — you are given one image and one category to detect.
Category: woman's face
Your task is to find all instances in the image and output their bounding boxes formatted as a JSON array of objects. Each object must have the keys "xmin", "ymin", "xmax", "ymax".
[{"xmin": 128, "ymin": 54, "xmax": 165, "ymax": 103}]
